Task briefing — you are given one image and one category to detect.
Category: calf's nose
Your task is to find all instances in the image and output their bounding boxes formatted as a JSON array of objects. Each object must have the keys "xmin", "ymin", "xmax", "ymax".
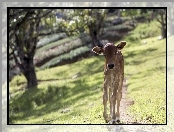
[{"xmin": 108, "ymin": 64, "xmax": 114, "ymax": 69}]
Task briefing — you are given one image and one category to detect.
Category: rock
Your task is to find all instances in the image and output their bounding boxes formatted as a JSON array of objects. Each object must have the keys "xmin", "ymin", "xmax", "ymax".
[
  {"xmin": 158, "ymin": 36, "xmax": 162, "ymax": 40},
  {"xmin": 142, "ymin": 41, "xmax": 147, "ymax": 44},
  {"xmin": 60, "ymin": 108, "xmax": 70, "ymax": 113}
]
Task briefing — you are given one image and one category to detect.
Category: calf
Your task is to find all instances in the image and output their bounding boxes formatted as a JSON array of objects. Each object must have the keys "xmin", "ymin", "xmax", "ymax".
[{"xmin": 92, "ymin": 41, "xmax": 126, "ymax": 124}]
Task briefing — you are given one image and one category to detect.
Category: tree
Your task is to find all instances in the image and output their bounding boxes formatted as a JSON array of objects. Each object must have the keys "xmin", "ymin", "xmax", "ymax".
[
  {"xmin": 9, "ymin": 9, "xmax": 53, "ymax": 88},
  {"xmin": 122, "ymin": 8, "xmax": 167, "ymax": 39},
  {"xmin": 86, "ymin": 9, "xmax": 107, "ymax": 47},
  {"xmin": 121, "ymin": 9, "xmax": 140, "ymax": 23},
  {"xmin": 58, "ymin": 9, "xmax": 107, "ymax": 47},
  {"xmin": 154, "ymin": 9, "xmax": 167, "ymax": 38}
]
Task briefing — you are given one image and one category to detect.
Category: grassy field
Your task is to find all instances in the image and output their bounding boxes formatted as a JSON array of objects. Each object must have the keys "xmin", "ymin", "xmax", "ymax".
[
  {"xmin": 9, "ymin": 56, "xmax": 105, "ymax": 124},
  {"xmin": 9, "ymin": 21, "xmax": 166, "ymax": 124},
  {"xmin": 124, "ymin": 36, "xmax": 166, "ymax": 124}
]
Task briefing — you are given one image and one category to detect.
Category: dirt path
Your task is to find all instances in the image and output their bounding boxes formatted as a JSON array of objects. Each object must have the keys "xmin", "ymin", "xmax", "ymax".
[
  {"xmin": 106, "ymin": 78, "xmax": 144, "ymax": 131},
  {"xmin": 117, "ymin": 78, "xmax": 143, "ymax": 124}
]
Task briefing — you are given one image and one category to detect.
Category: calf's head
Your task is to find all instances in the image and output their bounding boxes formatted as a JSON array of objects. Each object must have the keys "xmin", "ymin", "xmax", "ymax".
[{"xmin": 92, "ymin": 41, "xmax": 126, "ymax": 70}]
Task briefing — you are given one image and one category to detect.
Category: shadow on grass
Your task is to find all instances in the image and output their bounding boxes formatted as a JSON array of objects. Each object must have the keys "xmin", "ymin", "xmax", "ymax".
[
  {"xmin": 55, "ymin": 56, "xmax": 104, "ymax": 78},
  {"xmin": 9, "ymin": 71, "xmax": 104, "ymax": 124},
  {"xmin": 124, "ymin": 47, "xmax": 158, "ymax": 66},
  {"xmin": 124, "ymin": 45, "xmax": 166, "ymax": 92}
]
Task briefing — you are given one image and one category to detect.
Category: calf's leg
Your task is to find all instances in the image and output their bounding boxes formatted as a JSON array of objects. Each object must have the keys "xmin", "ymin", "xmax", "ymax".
[
  {"xmin": 115, "ymin": 75, "xmax": 124, "ymax": 122},
  {"xmin": 116, "ymin": 88, "xmax": 122, "ymax": 122},
  {"xmin": 111, "ymin": 94, "xmax": 117, "ymax": 123},
  {"xmin": 103, "ymin": 83, "xmax": 109, "ymax": 122}
]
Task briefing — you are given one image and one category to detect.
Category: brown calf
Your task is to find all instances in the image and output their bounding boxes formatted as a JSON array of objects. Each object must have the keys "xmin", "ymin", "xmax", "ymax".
[{"xmin": 92, "ymin": 41, "xmax": 126, "ymax": 124}]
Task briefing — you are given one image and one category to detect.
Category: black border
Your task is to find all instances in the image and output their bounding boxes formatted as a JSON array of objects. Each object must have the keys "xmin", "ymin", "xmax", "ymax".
[{"xmin": 7, "ymin": 7, "xmax": 167, "ymax": 125}]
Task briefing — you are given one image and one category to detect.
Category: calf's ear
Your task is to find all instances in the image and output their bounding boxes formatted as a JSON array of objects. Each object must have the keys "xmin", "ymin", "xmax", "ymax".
[
  {"xmin": 92, "ymin": 46, "xmax": 104, "ymax": 55},
  {"xmin": 117, "ymin": 41, "xmax": 126, "ymax": 50}
]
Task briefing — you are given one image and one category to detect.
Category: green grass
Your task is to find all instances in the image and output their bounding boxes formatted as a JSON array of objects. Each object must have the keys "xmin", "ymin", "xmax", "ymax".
[
  {"xmin": 127, "ymin": 20, "xmax": 161, "ymax": 40},
  {"xmin": 9, "ymin": 55, "xmax": 105, "ymax": 124},
  {"xmin": 122, "ymin": 21, "xmax": 165, "ymax": 124},
  {"xmin": 123, "ymin": 37, "xmax": 166, "ymax": 124}
]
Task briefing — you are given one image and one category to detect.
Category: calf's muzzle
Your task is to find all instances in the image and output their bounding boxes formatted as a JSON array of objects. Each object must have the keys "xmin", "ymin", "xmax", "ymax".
[{"xmin": 107, "ymin": 64, "xmax": 114, "ymax": 69}]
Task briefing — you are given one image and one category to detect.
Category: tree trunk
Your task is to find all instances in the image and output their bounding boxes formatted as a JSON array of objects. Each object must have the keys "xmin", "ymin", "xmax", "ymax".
[
  {"xmin": 13, "ymin": 54, "xmax": 38, "ymax": 88},
  {"xmin": 160, "ymin": 11, "xmax": 166, "ymax": 39},
  {"xmin": 161, "ymin": 25, "xmax": 167, "ymax": 39},
  {"xmin": 13, "ymin": 32, "xmax": 38, "ymax": 88},
  {"xmin": 156, "ymin": 9, "xmax": 166, "ymax": 39},
  {"xmin": 89, "ymin": 27, "xmax": 98, "ymax": 47},
  {"xmin": 22, "ymin": 57, "xmax": 38, "ymax": 88},
  {"xmin": 117, "ymin": 9, "xmax": 121, "ymax": 18},
  {"xmin": 88, "ymin": 24, "xmax": 102, "ymax": 48},
  {"xmin": 20, "ymin": 57, "xmax": 38, "ymax": 88}
]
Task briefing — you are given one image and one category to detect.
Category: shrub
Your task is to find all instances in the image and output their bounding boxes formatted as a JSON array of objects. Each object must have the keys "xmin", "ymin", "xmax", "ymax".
[
  {"xmin": 36, "ymin": 36, "xmax": 79, "ymax": 54},
  {"xmin": 35, "ymin": 34, "xmax": 91, "ymax": 66},
  {"xmin": 37, "ymin": 33, "xmax": 67, "ymax": 48},
  {"xmin": 102, "ymin": 24, "xmax": 132, "ymax": 32},
  {"xmin": 40, "ymin": 46, "xmax": 90, "ymax": 69}
]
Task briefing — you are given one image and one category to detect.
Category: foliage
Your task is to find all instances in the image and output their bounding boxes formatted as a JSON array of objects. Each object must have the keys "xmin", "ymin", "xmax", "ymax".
[
  {"xmin": 125, "ymin": 20, "xmax": 161, "ymax": 42},
  {"xmin": 55, "ymin": 9, "xmax": 107, "ymax": 48},
  {"xmin": 102, "ymin": 24, "xmax": 132, "ymax": 32},
  {"xmin": 121, "ymin": 9, "xmax": 166, "ymax": 38},
  {"xmin": 57, "ymin": 9, "xmax": 106, "ymax": 36},
  {"xmin": 121, "ymin": 9, "xmax": 141, "ymax": 18}
]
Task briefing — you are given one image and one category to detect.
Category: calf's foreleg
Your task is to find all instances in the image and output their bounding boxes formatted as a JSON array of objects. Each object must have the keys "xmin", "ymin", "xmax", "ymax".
[{"xmin": 103, "ymin": 82, "xmax": 109, "ymax": 122}]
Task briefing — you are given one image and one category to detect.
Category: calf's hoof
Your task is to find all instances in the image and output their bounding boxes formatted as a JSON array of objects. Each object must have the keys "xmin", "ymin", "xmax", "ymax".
[
  {"xmin": 105, "ymin": 119, "xmax": 109, "ymax": 123},
  {"xmin": 116, "ymin": 119, "xmax": 120, "ymax": 123},
  {"xmin": 108, "ymin": 119, "xmax": 116, "ymax": 124},
  {"xmin": 103, "ymin": 114, "xmax": 110, "ymax": 123},
  {"xmin": 116, "ymin": 116, "xmax": 120, "ymax": 123},
  {"xmin": 108, "ymin": 119, "xmax": 121, "ymax": 124}
]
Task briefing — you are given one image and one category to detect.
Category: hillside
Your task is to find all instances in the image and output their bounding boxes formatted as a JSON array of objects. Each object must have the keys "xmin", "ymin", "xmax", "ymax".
[{"xmin": 9, "ymin": 20, "xmax": 166, "ymax": 124}]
